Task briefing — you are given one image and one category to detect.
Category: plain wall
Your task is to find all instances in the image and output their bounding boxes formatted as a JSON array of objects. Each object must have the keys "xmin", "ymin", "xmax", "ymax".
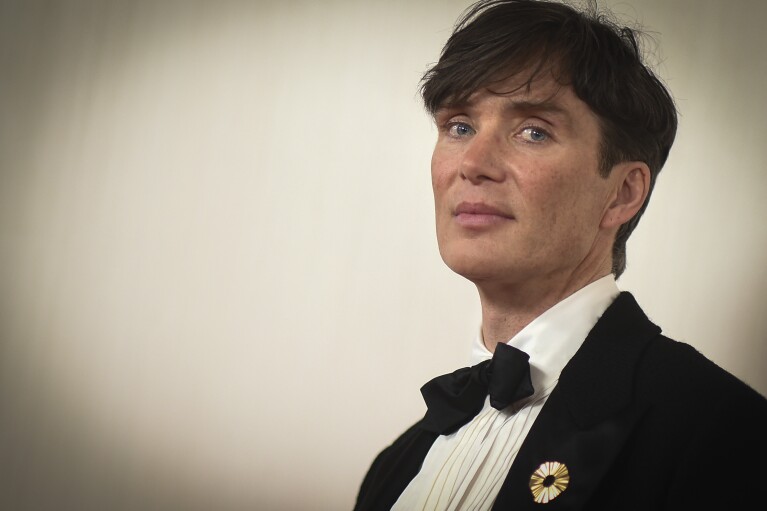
[{"xmin": 1, "ymin": 0, "xmax": 765, "ymax": 509}]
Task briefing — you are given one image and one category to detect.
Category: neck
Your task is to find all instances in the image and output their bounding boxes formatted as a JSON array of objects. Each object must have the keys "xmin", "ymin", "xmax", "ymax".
[{"xmin": 477, "ymin": 268, "xmax": 612, "ymax": 353}]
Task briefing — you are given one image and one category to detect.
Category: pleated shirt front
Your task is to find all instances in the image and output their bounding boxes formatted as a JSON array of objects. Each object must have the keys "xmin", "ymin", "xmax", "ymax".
[{"xmin": 392, "ymin": 275, "xmax": 620, "ymax": 510}]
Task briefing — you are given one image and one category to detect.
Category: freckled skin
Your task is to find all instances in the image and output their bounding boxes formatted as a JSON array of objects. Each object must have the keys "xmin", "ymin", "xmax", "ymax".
[{"xmin": 431, "ymin": 74, "xmax": 640, "ymax": 346}]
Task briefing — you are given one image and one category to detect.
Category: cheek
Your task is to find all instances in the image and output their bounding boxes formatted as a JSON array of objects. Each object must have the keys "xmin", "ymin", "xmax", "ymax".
[
  {"xmin": 522, "ymin": 171, "xmax": 601, "ymax": 238},
  {"xmin": 552, "ymin": 182, "xmax": 610, "ymax": 243},
  {"xmin": 520, "ymin": 174, "xmax": 571, "ymax": 218},
  {"xmin": 430, "ymin": 148, "xmax": 447, "ymax": 180},
  {"xmin": 430, "ymin": 158, "xmax": 452, "ymax": 209}
]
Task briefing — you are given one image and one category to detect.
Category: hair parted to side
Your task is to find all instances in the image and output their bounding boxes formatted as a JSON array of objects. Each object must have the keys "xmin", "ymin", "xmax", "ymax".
[{"xmin": 421, "ymin": 0, "xmax": 678, "ymax": 278}]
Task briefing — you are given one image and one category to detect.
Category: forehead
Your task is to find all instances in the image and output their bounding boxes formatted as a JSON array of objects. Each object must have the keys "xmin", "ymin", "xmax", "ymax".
[{"xmin": 439, "ymin": 73, "xmax": 596, "ymax": 125}]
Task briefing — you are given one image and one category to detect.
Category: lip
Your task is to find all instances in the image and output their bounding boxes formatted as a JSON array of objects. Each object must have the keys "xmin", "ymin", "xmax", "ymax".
[{"xmin": 453, "ymin": 201, "xmax": 514, "ymax": 227}]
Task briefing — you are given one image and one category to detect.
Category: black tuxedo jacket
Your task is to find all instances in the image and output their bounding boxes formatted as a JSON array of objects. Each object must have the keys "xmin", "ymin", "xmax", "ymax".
[{"xmin": 355, "ymin": 292, "xmax": 767, "ymax": 510}]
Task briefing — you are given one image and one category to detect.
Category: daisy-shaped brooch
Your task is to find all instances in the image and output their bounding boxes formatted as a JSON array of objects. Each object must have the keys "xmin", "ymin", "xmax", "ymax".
[{"xmin": 529, "ymin": 461, "xmax": 570, "ymax": 504}]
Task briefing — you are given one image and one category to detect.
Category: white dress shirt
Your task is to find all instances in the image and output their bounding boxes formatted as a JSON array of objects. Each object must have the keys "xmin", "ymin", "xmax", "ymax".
[{"xmin": 392, "ymin": 275, "xmax": 620, "ymax": 510}]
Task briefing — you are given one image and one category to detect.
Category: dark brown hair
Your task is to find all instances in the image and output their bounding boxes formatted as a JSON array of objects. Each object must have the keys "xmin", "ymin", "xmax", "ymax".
[{"xmin": 421, "ymin": 0, "xmax": 678, "ymax": 277}]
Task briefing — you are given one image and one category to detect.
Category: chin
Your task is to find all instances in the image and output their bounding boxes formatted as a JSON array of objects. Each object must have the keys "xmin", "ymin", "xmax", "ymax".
[{"xmin": 440, "ymin": 247, "xmax": 510, "ymax": 282}]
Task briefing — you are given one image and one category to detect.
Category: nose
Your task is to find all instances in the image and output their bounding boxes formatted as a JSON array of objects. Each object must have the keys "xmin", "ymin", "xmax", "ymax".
[{"xmin": 460, "ymin": 130, "xmax": 506, "ymax": 184}]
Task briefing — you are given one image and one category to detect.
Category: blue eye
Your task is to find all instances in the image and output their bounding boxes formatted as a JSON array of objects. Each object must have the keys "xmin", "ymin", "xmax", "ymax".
[
  {"xmin": 521, "ymin": 127, "xmax": 548, "ymax": 143},
  {"xmin": 447, "ymin": 122, "xmax": 475, "ymax": 137}
]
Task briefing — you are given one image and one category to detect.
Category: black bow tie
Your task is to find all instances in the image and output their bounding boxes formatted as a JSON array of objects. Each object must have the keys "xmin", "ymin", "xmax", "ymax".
[{"xmin": 420, "ymin": 343, "xmax": 534, "ymax": 435}]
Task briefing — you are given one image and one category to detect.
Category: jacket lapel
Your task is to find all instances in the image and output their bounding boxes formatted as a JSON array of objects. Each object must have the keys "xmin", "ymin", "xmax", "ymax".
[
  {"xmin": 493, "ymin": 292, "xmax": 661, "ymax": 509},
  {"xmin": 354, "ymin": 422, "xmax": 439, "ymax": 511}
]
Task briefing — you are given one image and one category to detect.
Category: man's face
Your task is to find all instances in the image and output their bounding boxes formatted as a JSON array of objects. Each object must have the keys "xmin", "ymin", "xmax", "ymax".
[{"xmin": 431, "ymin": 74, "xmax": 620, "ymax": 289}]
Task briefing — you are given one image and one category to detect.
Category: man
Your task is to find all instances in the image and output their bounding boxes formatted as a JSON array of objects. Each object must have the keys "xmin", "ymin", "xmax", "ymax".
[{"xmin": 355, "ymin": 1, "xmax": 767, "ymax": 509}]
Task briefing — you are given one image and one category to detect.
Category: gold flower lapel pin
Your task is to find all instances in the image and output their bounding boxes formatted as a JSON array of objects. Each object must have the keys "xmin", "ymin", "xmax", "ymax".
[{"xmin": 529, "ymin": 461, "xmax": 570, "ymax": 504}]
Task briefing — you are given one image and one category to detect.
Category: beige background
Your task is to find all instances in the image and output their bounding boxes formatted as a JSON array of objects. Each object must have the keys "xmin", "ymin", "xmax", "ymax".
[{"xmin": 1, "ymin": 0, "xmax": 765, "ymax": 509}]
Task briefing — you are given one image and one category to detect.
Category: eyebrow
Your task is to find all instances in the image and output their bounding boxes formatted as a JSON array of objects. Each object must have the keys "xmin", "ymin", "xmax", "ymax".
[
  {"xmin": 436, "ymin": 96, "xmax": 573, "ymax": 126},
  {"xmin": 504, "ymin": 98, "xmax": 567, "ymax": 114},
  {"xmin": 499, "ymin": 98, "xmax": 574, "ymax": 127}
]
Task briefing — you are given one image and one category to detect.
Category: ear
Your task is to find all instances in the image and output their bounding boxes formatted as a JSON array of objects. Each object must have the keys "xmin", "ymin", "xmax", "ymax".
[{"xmin": 600, "ymin": 161, "xmax": 651, "ymax": 229}]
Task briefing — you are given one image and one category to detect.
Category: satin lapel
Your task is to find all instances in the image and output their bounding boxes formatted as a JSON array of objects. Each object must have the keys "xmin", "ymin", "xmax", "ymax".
[
  {"xmin": 354, "ymin": 421, "xmax": 438, "ymax": 511},
  {"xmin": 493, "ymin": 292, "xmax": 661, "ymax": 510}
]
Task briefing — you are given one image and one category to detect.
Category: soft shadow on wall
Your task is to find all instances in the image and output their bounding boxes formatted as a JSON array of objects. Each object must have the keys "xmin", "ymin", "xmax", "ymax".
[{"xmin": 1, "ymin": 0, "xmax": 765, "ymax": 510}]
